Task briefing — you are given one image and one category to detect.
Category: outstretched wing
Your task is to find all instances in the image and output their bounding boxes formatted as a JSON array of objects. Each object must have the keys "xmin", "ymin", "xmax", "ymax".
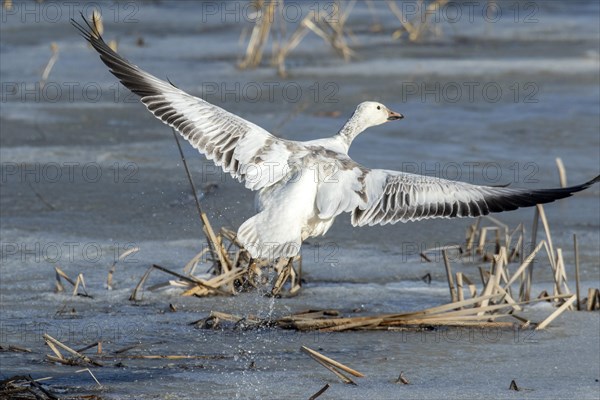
[
  {"xmin": 72, "ymin": 17, "xmax": 294, "ymax": 191},
  {"xmin": 349, "ymin": 169, "xmax": 599, "ymax": 226}
]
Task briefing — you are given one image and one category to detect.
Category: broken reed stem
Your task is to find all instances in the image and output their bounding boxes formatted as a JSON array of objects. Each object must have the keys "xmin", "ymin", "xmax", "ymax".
[
  {"xmin": 537, "ymin": 204, "xmax": 555, "ymax": 270},
  {"xmin": 43, "ymin": 333, "xmax": 102, "ymax": 366},
  {"xmin": 442, "ymin": 250, "xmax": 457, "ymax": 302},
  {"xmin": 573, "ymin": 234, "xmax": 581, "ymax": 311},
  {"xmin": 527, "ymin": 206, "xmax": 540, "ymax": 301},
  {"xmin": 76, "ymin": 341, "xmax": 102, "ymax": 354},
  {"xmin": 465, "ymin": 218, "xmax": 481, "ymax": 254},
  {"xmin": 308, "ymin": 383, "xmax": 330, "ymax": 400},
  {"xmin": 301, "ymin": 346, "xmax": 364, "ymax": 378},
  {"xmin": 54, "ymin": 266, "xmax": 75, "ymax": 290},
  {"xmin": 129, "ymin": 265, "xmax": 153, "ymax": 301},
  {"xmin": 308, "ymin": 353, "xmax": 356, "ymax": 385},
  {"xmin": 76, "ymin": 368, "xmax": 102, "ymax": 387},
  {"xmin": 518, "ymin": 224, "xmax": 526, "ymax": 299},
  {"xmin": 519, "ymin": 223, "xmax": 525, "ymax": 265},
  {"xmin": 456, "ymin": 272, "xmax": 464, "ymax": 304},
  {"xmin": 3, "ymin": 345, "xmax": 32, "ymax": 353},
  {"xmin": 536, "ymin": 295, "xmax": 577, "ymax": 330},
  {"xmin": 586, "ymin": 288, "xmax": 597, "ymax": 311},
  {"xmin": 239, "ymin": 0, "xmax": 277, "ymax": 69},
  {"xmin": 108, "ymin": 247, "xmax": 139, "ymax": 290},
  {"xmin": 554, "ymin": 249, "xmax": 571, "ymax": 300},
  {"xmin": 151, "ymin": 264, "xmax": 229, "ymax": 296},
  {"xmin": 171, "ymin": 128, "xmax": 219, "ymax": 262},
  {"xmin": 555, "ymin": 157, "xmax": 567, "ymax": 187},
  {"xmin": 40, "ymin": 43, "xmax": 59, "ymax": 88},
  {"xmin": 504, "ymin": 241, "xmax": 546, "ymax": 289}
]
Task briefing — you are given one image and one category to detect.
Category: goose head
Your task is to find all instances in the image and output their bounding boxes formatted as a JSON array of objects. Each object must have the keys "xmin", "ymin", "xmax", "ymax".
[
  {"xmin": 354, "ymin": 101, "xmax": 404, "ymax": 128},
  {"xmin": 337, "ymin": 101, "xmax": 404, "ymax": 149}
]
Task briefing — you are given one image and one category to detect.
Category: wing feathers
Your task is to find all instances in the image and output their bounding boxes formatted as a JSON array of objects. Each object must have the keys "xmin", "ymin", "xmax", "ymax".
[
  {"xmin": 72, "ymin": 16, "xmax": 294, "ymax": 191},
  {"xmin": 352, "ymin": 172, "xmax": 599, "ymax": 227}
]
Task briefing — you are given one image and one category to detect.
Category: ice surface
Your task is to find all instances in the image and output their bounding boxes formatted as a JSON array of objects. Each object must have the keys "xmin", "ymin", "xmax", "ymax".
[{"xmin": 1, "ymin": 1, "xmax": 599, "ymax": 398}]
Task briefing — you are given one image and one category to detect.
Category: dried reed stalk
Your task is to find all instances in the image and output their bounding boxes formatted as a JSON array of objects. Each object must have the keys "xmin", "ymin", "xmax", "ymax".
[
  {"xmin": 151, "ymin": 264, "xmax": 229, "ymax": 296},
  {"xmin": 388, "ymin": 0, "xmax": 449, "ymax": 41},
  {"xmin": 573, "ymin": 234, "xmax": 581, "ymax": 310},
  {"xmin": 75, "ymin": 368, "xmax": 102, "ymax": 387},
  {"xmin": 129, "ymin": 265, "xmax": 153, "ymax": 301},
  {"xmin": 183, "ymin": 248, "xmax": 210, "ymax": 276},
  {"xmin": 43, "ymin": 333, "xmax": 102, "ymax": 367},
  {"xmin": 301, "ymin": 345, "xmax": 363, "ymax": 384},
  {"xmin": 465, "ymin": 217, "xmax": 482, "ymax": 254},
  {"xmin": 75, "ymin": 341, "xmax": 102, "ymax": 355},
  {"xmin": 107, "ymin": 247, "xmax": 139, "ymax": 290},
  {"xmin": 456, "ymin": 272, "xmax": 464, "ymax": 304},
  {"xmin": 537, "ymin": 205, "xmax": 556, "ymax": 270},
  {"xmin": 535, "ymin": 295, "xmax": 577, "ymax": 330},
  {"xmin": 1, "ymin": 345, "xmax": 32, "ymax": 353},
  {"xmin": 239, "ymin": 0, "xmax": 277, "ymax": 69},
  {"xmin": 53, "ymin": 266, "xmax": 90, "ymax": 297},
  {"xmin": 171, "ymin": 128, "xmax": 228, "ymax": 272},
  {"xmin": 527, "ymin": 206, "xmax": 540, "ymax": 300},
  {"xmin": 302, "ymin": 346, "xmax": 364, "ymax": 377},
  {"xmin": 555, "ymin": 157, "xmax": 567, "ymax": 187},
  {"xmin": 240, "ymin": 0, "xmax": 355, "ymax": 76},
  {"xmin": 54, "ymin": 266, "xmax": 74, "ymax": 292},
  {"xmin": 40, "ymin": 43, "xmax": 59, "ymax": 89},
  {"xmin": 586, "ymin": 288, "xmax": 600, "ymax": 311},
  {"xmin": 442, "ymin": 250, "xmax": 457, "ymax": 302},
  {"xmin": 308, "ymin": 383, "xmax": 330, "ymax": 400}
]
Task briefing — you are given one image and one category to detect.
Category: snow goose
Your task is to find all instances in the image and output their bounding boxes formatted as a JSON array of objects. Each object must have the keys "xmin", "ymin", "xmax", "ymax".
[{"xmin": 73, "ymin": 17, "xmax": 599, "ymax": 261}]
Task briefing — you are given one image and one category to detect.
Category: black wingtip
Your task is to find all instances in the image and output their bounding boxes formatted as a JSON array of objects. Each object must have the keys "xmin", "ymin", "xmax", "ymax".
[
  {"xmin": 70, "ymin": 11, "xmax": 104, "ymax": 44},
  {"xmin": 572, "ymin": 174, "xmax": 600, "ymax": 192},
  {"xmin": 541, "ymin": 174, "xmax": 600, "ymax": 194}
]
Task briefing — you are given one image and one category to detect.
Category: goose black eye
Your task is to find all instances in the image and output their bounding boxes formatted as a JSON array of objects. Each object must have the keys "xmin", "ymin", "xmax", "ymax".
[{"xmin": 377, "ymin": 106, "xmax": 381, "ymax": 110}]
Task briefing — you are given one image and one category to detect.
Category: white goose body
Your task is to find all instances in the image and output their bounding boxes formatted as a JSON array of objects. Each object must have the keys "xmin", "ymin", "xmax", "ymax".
[
  {"xmin": 244, "ymin": 134, "xmax": 366, "ymax": 258},
  {"xmin": 74, "ymin": 18, "xmax": 599, "ymax": 260}
]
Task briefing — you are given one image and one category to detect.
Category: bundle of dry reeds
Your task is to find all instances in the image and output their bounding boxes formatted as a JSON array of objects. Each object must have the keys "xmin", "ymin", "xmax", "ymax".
[
  {"xmin": 387, "ymin": 0, "xmax": 449, "ymax": 41},
  {"xmin": 238, "ymin": 0, "xmax": 456, "ymax": 76},
  {"xmin": 239, "ymin": 0, "xmax": 356, "ymax": 76},
  {"xmin": 456, "ymin": 204, "xmax": 599, "ymax": 311},
  {"xmin": 129, "ymin": 228, "xmax": 302, "ymax": 301},
  {"xmin": 198, "ymin": 200, "xmax": 598, "ymax": 332},
  {"xmin": 0, "ymin": 375, "xmax": 59, "ymax": 400}
]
